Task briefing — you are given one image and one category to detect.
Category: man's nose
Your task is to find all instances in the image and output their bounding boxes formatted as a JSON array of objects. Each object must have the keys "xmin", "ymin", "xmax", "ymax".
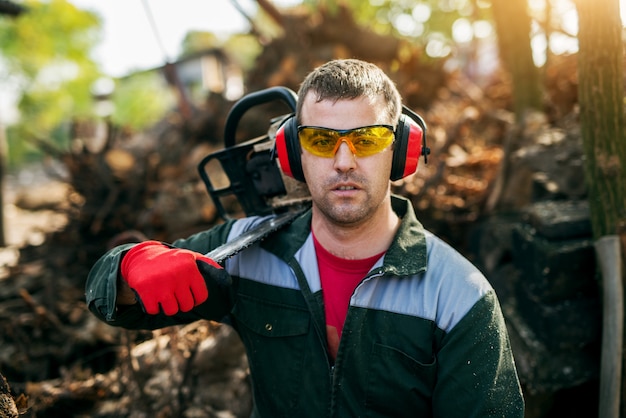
[
  {"xmin": 333, "ymin": 140, "xmax": 357, "ymax": 171},
  {"xmin": 332, "ymin": 137, "xmax": 357, "ymax": 155}
]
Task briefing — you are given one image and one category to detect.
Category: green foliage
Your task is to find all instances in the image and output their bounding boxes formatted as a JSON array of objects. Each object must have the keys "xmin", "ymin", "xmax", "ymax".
[
  {"xmin": 17, "ymin": 60, "xmax": 101, "ymax": 130},
  {"xmin": 300, "ymin": 0, "xmax": 493, "ymax": 59},
  {"xmin": 0, "ymin": 0, "xmax": 101, "ymax": 77},
  {"xmin": 222, "ymin": 34, "xmax": 263, "ymax": 72},
  {"xmin": 0, "ymin": 0, "xmax": 102, "ymax": 165},
  {"xmin": 178, "ymin": 28, "xmax": 262, "ymax": 74},
  {"xmin": 110, "ymin": 72, "xmax": 174, "ymax": 131},
  {"xmin": 4, "ymin": 124, "xmax": 44, "ymax": 165},
  {"xmin": 180, "ymin": 31, "xmax": 221, "ymax": 56}
]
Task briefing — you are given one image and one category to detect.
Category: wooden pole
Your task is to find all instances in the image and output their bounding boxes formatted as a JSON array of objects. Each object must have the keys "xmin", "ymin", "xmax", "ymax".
[{"xmin": 595, "ymin": 236, "xmax": 623, "ymax": 418}]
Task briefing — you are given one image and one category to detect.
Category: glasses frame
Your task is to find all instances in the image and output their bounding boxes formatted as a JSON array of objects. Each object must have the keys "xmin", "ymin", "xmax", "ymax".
[{"xmin": 297, "ymin": 124, "xmax": 396, "ymax": 158}]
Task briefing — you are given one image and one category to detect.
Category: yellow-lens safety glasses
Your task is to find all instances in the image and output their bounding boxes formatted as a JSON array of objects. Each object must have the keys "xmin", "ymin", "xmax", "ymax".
[{"xmin": 298, "ymin": 125, "xmax": 395, "ymax": 158}]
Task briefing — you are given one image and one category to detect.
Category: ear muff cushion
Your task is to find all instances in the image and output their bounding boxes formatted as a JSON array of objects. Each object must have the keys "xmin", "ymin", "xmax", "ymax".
[
  {"xmin": 391, "ymin": 114, "xmax": 423, "ymax": 181},
  {"xmin": 274, "ymin": 123, "xmax": 293, "ymax": 178},
  {"xmin": 275, "ymin": 116, "xmax": 305, "ymax": 182}
]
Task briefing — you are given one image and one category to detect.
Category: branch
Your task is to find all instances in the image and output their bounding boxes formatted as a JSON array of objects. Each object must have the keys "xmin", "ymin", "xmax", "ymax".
[{"xmin": 255, "ymin": 0, "xmax": 284, "ymax": 28}]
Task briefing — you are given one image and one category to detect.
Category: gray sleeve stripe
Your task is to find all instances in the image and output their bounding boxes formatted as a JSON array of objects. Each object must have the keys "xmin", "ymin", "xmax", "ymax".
[{"xmin": 352, "ymin": 232, "xmax": 493, "ymax": 333}]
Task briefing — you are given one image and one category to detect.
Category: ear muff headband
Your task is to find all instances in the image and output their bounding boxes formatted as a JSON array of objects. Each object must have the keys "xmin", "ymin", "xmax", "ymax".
[{"xmin": 275, "ymin": 106, "xmax": 428, "ymax": 183}]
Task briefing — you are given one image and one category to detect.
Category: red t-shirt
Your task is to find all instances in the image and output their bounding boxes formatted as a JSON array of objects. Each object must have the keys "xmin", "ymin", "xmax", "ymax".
[{"xmin": 313, "ymin": 233, "xmax": 385, "ymax": 361}]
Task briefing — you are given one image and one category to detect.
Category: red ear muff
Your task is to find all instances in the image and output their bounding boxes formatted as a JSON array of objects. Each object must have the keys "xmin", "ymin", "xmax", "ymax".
[
  {"xmin": 276, "ymin": 107, "xmax": 428, "ymax": 183},
  {"xmin": 275, "ymin": 115, "xmax": 306, "ymax": 182},
  {"xmin": 390, "ymin": 107, "xmax": 429, "ymax": 181}
]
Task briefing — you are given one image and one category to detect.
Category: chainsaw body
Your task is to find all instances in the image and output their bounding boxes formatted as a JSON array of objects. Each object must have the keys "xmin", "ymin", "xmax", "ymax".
[{"xmin": 198, "ymin": 86, "xmax": 311, "ymax": 221}]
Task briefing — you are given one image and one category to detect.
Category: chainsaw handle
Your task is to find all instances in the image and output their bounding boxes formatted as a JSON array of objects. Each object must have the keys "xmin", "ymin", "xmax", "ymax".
[{"xmin": 224, "ymin": 86, "xmax": 298, "ymax": 148}]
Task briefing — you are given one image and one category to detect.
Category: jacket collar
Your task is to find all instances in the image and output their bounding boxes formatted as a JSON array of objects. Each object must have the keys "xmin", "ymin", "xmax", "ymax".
[
  {"xmin": 263, "ymin": 194, "xmax": 428, "ymax": 276},
  {"xmin": 382, "ymin": 195, "xmax": 428, "ymax": 276}
]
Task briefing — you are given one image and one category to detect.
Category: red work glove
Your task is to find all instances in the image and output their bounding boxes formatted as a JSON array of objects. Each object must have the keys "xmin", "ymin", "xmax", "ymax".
[{"xmin": 120, "ymin": 240, "xmax": 224, "ymax": 315}]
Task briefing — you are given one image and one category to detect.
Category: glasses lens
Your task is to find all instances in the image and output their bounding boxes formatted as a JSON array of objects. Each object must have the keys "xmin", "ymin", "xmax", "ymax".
[
  {"xmin": 298, "ymin": 127, "xmax": 338, "ymax": 157},
  {"xmin": 298, "ymin": 125, "xmax": 394, "ymax": 158}
]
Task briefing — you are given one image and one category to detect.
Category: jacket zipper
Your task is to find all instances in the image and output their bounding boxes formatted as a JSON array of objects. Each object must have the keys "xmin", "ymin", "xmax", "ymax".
[{"xmin": 328, "ymin": 269, "xmax": 385, "ymax": 416}]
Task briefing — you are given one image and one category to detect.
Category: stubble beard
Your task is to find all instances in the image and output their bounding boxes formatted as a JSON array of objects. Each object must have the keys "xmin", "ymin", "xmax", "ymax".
[
  {"xmin": 316, "ymin": 199, "xmax": 370, "ymax": 226},
  {"xmin": 314, "ymin": 177, "xmax": 376, "ymax": 227}
]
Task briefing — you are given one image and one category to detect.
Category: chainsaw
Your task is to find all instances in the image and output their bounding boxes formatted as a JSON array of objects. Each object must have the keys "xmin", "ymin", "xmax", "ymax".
[{"xmin": 197, "ymin": 86, "xmax": 311, "ymax": 263}]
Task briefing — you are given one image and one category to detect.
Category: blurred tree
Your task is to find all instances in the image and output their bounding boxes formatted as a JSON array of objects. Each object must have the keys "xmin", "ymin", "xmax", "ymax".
[
  {"xmin": 302, "ymin": 0, "xmax": 466, "ymax": 54},
  {"xmin": 490, "ymin": 0, "xmax": 543, "ymax": 120},
  {"xmin": 180, "ymin": 30, "xmax": 221, "ymax": 56},
  {"xmin": 0, "ymin": 0, "xmax": 101, "ymax": 164},
  {"xmin": 0, "ymin": 0, "xmax": 27, "ymax": 248},
  {"xmin": 111, "ymin": 72, "xmax": 175, "ymax": 132},
  {"xmin": 296, "ymin": 0, "xmax": 543, "ymax": 115},
  {"xmin": 574, "ymin": 0, "xmax": 625, "ymax": 415},
  {"xmin": 576, "ymin": 0, "xmax": 626, "ymax": 239},
  {"xmin": 178, "ymin": 30, "xmax": 262, "ymax": 75},
  {"xmin": 222, "ymin": 33, "xmax": 263, "ymax": 72},
  {"xmin": 295, "ymin": 0, "xmax": 584, "ymax": 119}
]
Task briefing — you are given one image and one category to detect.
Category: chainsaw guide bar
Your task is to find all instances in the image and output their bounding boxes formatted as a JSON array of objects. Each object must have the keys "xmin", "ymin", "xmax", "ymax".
[{"xmin": 206, "ymin": 206, "xmax": 308, "ymax": 264}]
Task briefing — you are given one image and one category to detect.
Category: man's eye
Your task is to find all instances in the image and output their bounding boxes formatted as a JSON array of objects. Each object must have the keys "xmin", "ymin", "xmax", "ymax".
[
  {"xmin": 353, "ymin": 138, "xmax": 377, "ymax": 147},
  {"xmin": 312, "ymin": 138, "xmax": 334, "ymax": 147}
]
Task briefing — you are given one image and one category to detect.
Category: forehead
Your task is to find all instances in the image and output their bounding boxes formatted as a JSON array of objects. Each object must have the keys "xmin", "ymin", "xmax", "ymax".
[{"xmin": 299, "ymin": 93, "xmax": 390, "ymax": 129}]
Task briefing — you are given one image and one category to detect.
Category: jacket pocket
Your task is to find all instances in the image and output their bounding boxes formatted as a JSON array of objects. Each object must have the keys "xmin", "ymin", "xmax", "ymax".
[
  {"xmin": 232, "ymin": 295, "xmax": 311, "ymax": 417},
  {"xmin": 234, "ymin": 295, "xmax": 310, "ymax": 337},
  {"xmin": 365, "ymin": 342, "xmax": 437, "ymax": 417}
]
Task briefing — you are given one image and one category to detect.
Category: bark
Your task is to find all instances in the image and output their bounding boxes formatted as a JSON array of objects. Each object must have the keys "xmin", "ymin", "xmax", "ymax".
[
  {"xmin": 491, "ymin": 0, "xmax": 543, "ymax": 120},
  {"xmin": 575, "ymin": 0, "xmax": 626, "ymax": 239},
  {"xmin": 575, "ymin": 0, "xmax": 626, "ymax": 415}
]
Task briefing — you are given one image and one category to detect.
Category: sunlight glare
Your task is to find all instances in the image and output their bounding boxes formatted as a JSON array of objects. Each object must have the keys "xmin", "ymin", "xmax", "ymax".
[
  {"xmin": 395, "ymin": 13, "xmax": 418, "ymax": 36},
  {"xmin": 531, "ymin": 34, "xmax": 547, "ymax": 66},
  {"xmin": 412, "ymin": 3, "xmax": 431, "ymax": 23},
  {"xmin": 426, "ymin": 33, "xmax": 452, "ymax": 57},
  {"xmin": 550, "ymin": 32, "xmax": 579, "ymax": 55},
  {"xmin": 473, "ymin": 20, "xmax": 493, "ymax": 38},
  {"xmin": 561, "ymin": 8, "xmax": 578, "ymax": 35},
  {"xmin": 452, "ymin": 18, "xmax": 473, "ymax": 43},
  {"xmin": 36, "ymin": 62, "xmax": 80, "ymax": 89}
]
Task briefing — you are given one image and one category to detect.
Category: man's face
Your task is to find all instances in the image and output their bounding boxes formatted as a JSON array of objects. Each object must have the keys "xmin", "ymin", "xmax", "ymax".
[{"xmin": 299, "ymin": 93, "xmax": 395, "ymax": 227}]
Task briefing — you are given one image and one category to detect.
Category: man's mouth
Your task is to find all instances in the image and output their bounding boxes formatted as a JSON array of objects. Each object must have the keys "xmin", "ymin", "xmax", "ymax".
[{"xmin": 336, "ymin": 185, "xmax": 357, "ymax": 191}]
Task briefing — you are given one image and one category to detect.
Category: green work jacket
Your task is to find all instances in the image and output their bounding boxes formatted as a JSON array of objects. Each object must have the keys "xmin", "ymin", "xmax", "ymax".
[{"xmin": 86, "ymin": 195, "xmax": 524, "ymax": 417}]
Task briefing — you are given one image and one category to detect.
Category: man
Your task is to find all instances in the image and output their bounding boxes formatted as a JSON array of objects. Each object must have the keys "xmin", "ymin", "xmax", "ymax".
[{"xmin": 86, "ymin": 59, "xmax": 524, "ymax": 417}]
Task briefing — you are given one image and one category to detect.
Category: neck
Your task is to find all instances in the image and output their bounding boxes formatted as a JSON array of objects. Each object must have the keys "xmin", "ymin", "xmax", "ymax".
[{"xmin": 311, "ymin": 202, "xmax": 400, "ymax": 259}]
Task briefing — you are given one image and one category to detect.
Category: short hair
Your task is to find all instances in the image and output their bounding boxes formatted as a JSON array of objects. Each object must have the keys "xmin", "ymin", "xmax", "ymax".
[{"xmin": 296, "ymin": 59, "xmax": 402, "ymax": 125}]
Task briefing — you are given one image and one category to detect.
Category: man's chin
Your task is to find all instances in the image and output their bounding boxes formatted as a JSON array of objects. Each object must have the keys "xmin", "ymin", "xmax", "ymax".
[{"xmin": 325, "ymin": 207, "xmax": 370, "ymax": 226}]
